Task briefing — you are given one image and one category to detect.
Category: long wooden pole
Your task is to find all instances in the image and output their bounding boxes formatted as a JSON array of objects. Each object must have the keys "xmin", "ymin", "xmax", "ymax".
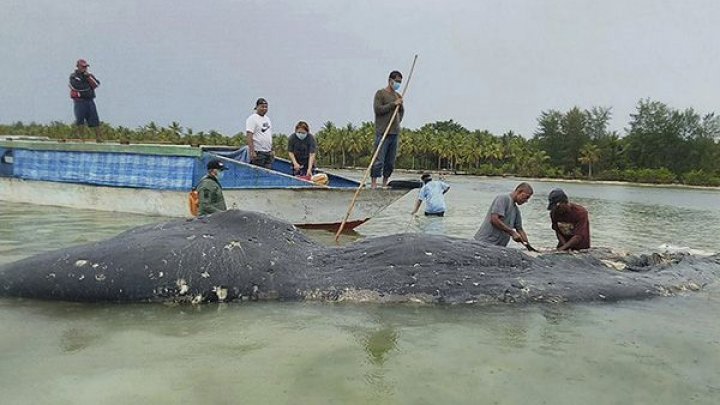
[{"xmin": 335, "ymin": 55, "xmax": 418, "ymax": 241}]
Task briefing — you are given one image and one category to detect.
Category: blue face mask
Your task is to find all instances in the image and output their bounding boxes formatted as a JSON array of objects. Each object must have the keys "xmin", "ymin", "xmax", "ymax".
[
  {"xmin": 296, "ymin": 132, "xmax": 307, "ymax": 140},
  {"xmin": 392, "ymin": 81, "xmax": 401, "ymax": 92},
  {"xmin": 216, "ymin": 171, "xmax": 224, "ymax": 180}
]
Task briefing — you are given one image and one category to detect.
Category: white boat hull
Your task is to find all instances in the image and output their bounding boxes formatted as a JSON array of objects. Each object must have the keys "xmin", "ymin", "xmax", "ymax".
[{"xmin": 0, "ymin": 178, "xmax": 407, "ymax": 230}]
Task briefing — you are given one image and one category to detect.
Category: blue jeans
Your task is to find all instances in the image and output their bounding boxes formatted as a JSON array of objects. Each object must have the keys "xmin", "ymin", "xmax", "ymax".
[
  {"xmin": 73, "ymin": 99, "xmax": 100, "ymax": 127},
  {"xmin": 371, "ymin": 132, "xmax": 398, "ymax": 179}
]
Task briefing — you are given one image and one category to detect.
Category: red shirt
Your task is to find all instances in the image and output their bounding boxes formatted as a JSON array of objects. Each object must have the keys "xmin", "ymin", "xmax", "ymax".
[{"xmin": 551, "ymin": 203, "xmax": 591, "ymax": 250}]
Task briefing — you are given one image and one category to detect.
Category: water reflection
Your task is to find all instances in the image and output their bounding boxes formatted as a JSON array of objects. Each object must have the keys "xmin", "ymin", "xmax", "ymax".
[
  {"xmin": 2, "ymin": 179, "xmax": 720, "ymax": 403},
  {"xmin": 362, "ymin": 327, "xmax": 399, "ymax": 366}
]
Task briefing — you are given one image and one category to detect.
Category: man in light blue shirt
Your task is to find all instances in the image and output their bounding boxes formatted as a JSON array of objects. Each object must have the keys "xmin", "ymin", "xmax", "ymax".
[{"xmin": 411, "ymin": 173, "xmax": 451, "ymax": 217}]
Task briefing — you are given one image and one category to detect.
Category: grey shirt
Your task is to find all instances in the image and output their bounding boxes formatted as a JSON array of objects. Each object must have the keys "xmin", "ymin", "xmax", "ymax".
[{"xmin": 474, "ymin": 193, "xmax": 523, "ymax": 246}]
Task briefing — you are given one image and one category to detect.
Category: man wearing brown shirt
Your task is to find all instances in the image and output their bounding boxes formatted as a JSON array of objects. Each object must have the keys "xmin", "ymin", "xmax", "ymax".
[
  {"xmin": 371, "ymin": 70, "xmax": 404, "ymax": 188},
  {"xmin": 547, "ymin": 188, "xmax": 591, "ymax": 251}
]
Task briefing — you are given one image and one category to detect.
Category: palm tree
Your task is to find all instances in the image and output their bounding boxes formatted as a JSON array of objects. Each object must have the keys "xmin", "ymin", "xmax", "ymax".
[{"xmin": 578, "ymin": 143, "xmax": 601, "ymax": 178}]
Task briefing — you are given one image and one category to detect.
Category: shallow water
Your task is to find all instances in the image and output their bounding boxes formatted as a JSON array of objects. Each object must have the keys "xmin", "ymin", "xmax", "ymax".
[{"xmin": 1, "ymin": 176, "xmax": 720, "ymax": 404}]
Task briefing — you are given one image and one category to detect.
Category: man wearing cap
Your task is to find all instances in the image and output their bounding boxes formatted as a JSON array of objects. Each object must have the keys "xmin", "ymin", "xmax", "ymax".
[
  {"xmin": 474, "ymin": 182, "xmax": 534, "ymax": 247},
  {"xmin": 69, "ymin": 59, "xmax": 101, "ymax": 141},
  {"xmin": 411, "ymin": 173, "xmax": 450, "ymax": 217},
  {"xmin": 197, "ymin": 159, "xmax": 228, "ymax": 215},
  {"xmin": 245, "ymin": 98, "xmax": 274, "ymax": 169},
  {"xmin": 371, "ymin": 70, "xmax": 404, "ymax": 189},
  {"xmin": 547, "ymin": 188, "xmax": 591, "ymax": 251}
]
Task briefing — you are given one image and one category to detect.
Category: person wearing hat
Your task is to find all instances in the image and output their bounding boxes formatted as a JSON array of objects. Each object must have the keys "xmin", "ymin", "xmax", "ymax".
[
  {"xmin": 245, "ymin": 98, "xmax": 274, "ymax": 169},
  {"xmin": 68, "ymin": 59, "xmax": 101, "ymax": 141},
  {"xmin": 197, "ymin": 159, "xmax": 228, "ymax": 215},
  {"xmin": 474, "ymin": 182, "xmax": 534, "ymax": 247},
  {"xmin": 411, "ymin": 173, "xmax": 450, "ymax": 217},
  {"xmin": 547, "ymin": 188, "xmax": 591, "ymax": 251}
]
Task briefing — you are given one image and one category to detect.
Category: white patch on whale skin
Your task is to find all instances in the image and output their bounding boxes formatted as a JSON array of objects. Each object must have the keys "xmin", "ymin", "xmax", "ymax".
[
  {"xmin": 191, "ymin": 294, "xmax": 203, "ymax": 305},
  {"xmin": 200, "ymin": 271, "xmax": 210, "ymax": 278},
  {"xmin": 78, "ymin": 275, "xmax": 85, "ymax": 281},
  {"xmin": 74, "ymin": 260, "xmax": 89, "ymax": 267},
  {"xmin": 224, "ymin": 241, "xmax": 242, "ymax": 251},
  {"xmin": 600, "ymin": 260, "xmax": 627, "ymax": 271},
  {"xmin": 424, "ymin": 252, "xmax": 433, "ymax": 256},
  {"xmin": 92, "ymin": 263, "xmax": 99, "ymax": 269},
  {"xmin": 176, "ymin": 279, "xmax": 189, "ymax": 295},
  {"xmin": 95, "ymin": 274, "xmax": 106, "ymax": 282},
  {"xmin": 213, "ymin": 286, "xmax": 228, "ymax": 302}
]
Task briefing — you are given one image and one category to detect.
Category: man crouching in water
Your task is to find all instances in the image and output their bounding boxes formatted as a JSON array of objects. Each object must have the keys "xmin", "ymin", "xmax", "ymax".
[
  {"xmin": 474, "ymin": 182, "xmax": 534, "ymax": 248},
  {"xmin": 411, "ymin": 173, "xmax": 450, "ymax": 217},
  {"xmin": 547, "ymin": 188, "xmax": 591, "ymax": 251}
]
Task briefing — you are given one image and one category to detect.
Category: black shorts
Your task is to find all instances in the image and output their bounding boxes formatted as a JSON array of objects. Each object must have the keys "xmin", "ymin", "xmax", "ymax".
[
  {"xmin": 424, "ymin": 211, "xmax": 445, "ymax": 217},
  {"xmin": 73, "ymin": 99, "xmax": 100, "ymax": 127},
  {"xmin": 251, "ymin": 151, "xmax": 274, "ymax": 169}
]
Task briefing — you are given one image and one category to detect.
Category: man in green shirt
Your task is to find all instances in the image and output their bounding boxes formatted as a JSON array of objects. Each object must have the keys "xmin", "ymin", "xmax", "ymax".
[{"xmin": 197, "ymin": 159, "xmax": 228, "ymax": 215}]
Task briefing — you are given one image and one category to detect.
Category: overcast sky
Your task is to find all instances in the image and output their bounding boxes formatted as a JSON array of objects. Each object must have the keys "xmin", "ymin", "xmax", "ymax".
[{"xmin": 1, "ymin": 0, "xmax": 718, "ymax": 137}]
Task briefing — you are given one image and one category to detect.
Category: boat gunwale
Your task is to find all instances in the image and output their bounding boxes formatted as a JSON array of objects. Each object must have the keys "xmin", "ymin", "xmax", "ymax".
[{"xmin": 0, "ymin": 138, "xmax": 202, "ymax": 157}]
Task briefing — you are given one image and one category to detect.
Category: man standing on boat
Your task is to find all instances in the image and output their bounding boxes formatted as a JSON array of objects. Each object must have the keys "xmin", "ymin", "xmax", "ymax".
[
  {"xmin": 69, "ymin": 59, "xmax": 101, "ymax": 141},
  {"xmin": 246, "ymin": 98, "xmax": 274, "ymax": 169},
  {"xmin": 474, "ymin": 182, "xmax": 534, "ymax": 247},
  {"xmin": 197, "ymin": 159, "xmax": 228, "ymax": 216},
  {"xmin": 547, "ymin": 188, "xmax": 591, "ymax": 251},
  {"xmin": 371, "ymin": 70, "xmax": 404, "ymax": 189},
  {"xmin": 411, "ymin": 173, "xmax": 450, "ymax": 217}
]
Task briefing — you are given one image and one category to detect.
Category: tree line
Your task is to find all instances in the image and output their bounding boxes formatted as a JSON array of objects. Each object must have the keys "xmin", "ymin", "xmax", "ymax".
[{"xmin": 2, "ymin": 99, "xmax": 719, "ymax": 186}]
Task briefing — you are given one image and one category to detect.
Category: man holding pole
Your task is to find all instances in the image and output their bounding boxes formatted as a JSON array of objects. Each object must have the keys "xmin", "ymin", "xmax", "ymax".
[
  {"xmin": 335, "ymin": 57, "xmax": 416, "ymax": 241},
  {"xmin": 371, "ymin": 70, "xmax": 404, "ymax": 189}
]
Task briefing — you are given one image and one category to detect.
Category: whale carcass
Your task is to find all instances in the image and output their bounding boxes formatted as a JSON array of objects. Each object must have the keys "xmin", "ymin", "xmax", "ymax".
[{"xmin": 0, "ymin": 210, "xmax": 718, "ymax": 304}]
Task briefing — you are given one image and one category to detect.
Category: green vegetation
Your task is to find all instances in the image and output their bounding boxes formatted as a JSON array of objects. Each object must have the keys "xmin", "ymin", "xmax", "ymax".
[{"xmin": 2, "ymin": 98, "xmax": 719, "ymax": 186}]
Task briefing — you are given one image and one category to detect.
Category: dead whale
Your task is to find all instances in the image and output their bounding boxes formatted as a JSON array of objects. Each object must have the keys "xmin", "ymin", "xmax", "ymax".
[{"xmin": 0, "ymin": 210, "xmax": 718, "ymax": 304}]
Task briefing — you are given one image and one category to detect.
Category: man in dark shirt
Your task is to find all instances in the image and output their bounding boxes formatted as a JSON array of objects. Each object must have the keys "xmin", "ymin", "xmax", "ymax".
[
  {"xmin": 371, "ymin": 70, "xmax": 404, "ymax": 189},
  {"xmin": 547, "ymin": 188, "xmax": 591, "ymax": 251},
  {"xmin": 68, "ymin": 59, "xmax": 101, "ymax": 141}
]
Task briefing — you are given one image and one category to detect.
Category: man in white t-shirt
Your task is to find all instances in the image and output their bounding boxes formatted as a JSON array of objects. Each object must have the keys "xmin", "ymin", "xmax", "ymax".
[{"xmin": 245, "ymin": 98, "xmax": 274, "ymax": 169}]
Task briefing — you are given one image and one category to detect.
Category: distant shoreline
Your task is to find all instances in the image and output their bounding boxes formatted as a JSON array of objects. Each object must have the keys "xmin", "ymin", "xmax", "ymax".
[{"xmin": 338, "ymin": 167, "xmax": 720, "ymax": 191}]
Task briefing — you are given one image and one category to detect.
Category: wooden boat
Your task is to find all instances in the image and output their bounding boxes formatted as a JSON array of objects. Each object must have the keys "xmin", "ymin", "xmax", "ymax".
[{"xmin": 0, "ymin": 137, "xmax": 412, "ymax": 231}]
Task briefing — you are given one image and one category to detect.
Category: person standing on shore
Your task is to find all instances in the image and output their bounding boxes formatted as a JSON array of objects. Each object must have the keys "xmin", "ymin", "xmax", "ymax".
[
  {"xmin": 547, "ymin": 188, "xmax": 591, "ymax": 251},
  {"xmin": 371, "ymin": 70, "xmax": 404, "ymax": 189},
  {"xmin": 246, "ymin": 98, "xmax": 274, "ymax": 169},
  {"xmin": 411, "ymin": 173, "xmax": 451, "ymax": 217},
  {"xmin": 68, "ymin": 59, "xmax": 101, "ymax": 141},
  {"xmin": 474, "ymin": 182, "xmax": 534, "ymax": 247}
]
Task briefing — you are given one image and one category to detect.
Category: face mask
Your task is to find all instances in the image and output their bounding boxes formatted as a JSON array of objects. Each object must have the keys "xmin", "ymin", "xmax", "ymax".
[
  {"xmin": 296, "ymin": 132, "xmax": 307, "ymax": 140},
  {"xmin": 392, "ymin": 81, "xmax": 401, "ymax": 92},
  {"xmin": 216, "ymin": 171, "xmax": 224, "ymax": 180}
]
